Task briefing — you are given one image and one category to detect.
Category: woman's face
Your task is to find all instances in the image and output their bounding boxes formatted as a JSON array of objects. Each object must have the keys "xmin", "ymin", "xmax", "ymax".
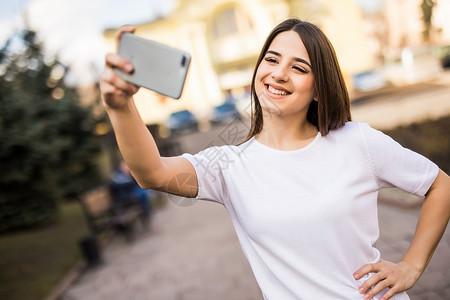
[{"xmin": 255, "ymin": 30, "xmax": 315, "ymax": 118}]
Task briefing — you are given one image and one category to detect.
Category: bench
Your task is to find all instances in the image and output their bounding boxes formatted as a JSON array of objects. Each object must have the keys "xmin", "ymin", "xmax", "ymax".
[{"xmin": 77, "ymin": 185, "xmax": 143, "ymax": 265}]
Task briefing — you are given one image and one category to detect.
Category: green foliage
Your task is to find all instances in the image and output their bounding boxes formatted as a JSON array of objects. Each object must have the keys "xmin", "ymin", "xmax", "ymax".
[{"xmin": 0, "ymin": 29, "xmax": 105, "ymax": 233}]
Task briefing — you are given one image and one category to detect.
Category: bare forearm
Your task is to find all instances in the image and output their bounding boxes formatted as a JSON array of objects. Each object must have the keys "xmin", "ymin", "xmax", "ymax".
[
  {"xmin": 100, "ymin": 25, "xmax": 198, "ymax": 197},
  {"xmin": 402, "ymin": 170, "xmax": 450, "ymax": 274},
  {"xmin": 106, "ymin": 99, "xmax": 164, "ymax": 188}
]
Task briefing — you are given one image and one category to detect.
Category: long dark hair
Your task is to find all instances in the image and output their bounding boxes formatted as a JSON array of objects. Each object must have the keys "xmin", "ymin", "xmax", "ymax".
[{"xmin": 245, "ymin": 18, "xmax": 351, "ymax": 140}]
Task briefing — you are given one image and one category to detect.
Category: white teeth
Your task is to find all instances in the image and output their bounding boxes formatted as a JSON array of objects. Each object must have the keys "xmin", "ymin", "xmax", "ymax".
[{"xmin": 267, "ymin": 85, "xmax": 288, "ymax": 95}]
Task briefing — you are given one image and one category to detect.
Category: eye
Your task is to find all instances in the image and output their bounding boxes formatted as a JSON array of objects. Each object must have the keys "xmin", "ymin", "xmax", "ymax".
[
  {"xmin": 293, "ymin": 65, "xmax": 308, "ymax": 74},
  {"xmin": 264, "ymin": 57, "xmax": 278, "ymax": 64}
]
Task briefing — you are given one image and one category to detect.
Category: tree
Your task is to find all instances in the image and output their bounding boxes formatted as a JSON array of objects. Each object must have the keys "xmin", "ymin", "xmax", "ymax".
[
  {"xmin": 0, "ymin": 28, "xmax": 105, "ymax": 233},
  {"xmin": 421, "ymin": 0, "xmax": 435, "ymax": 42}
]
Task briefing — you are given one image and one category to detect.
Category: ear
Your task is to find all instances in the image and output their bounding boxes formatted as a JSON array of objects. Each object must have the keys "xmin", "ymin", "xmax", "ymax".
[{"xmin": 313, "ymin": 90, "xmax": 318, "ymax": 102}]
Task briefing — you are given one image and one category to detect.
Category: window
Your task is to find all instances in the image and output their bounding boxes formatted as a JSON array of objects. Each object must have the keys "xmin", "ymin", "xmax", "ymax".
[{"xmin": 212, "ymin": 7, "xmax": 253, "ymax": 38}]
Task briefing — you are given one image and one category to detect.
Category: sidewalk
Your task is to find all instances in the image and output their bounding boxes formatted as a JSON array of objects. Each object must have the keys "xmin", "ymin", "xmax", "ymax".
[
  {"xmin": 62, "ymin": 197, "xmax": 261, "ymax": 300},
  {"xmin": 62, "ymin": 193, "xmax": 450, "ymax": 300}
]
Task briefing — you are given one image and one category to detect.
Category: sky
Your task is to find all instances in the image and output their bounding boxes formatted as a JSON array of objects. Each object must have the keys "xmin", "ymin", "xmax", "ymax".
[
  {"xmin": 0, "ymin": 0, "xmax": 383, "ymax": 86},
  {"xmin": 0, "ymin": 0, "xmax": 174, "ymax": 85}
]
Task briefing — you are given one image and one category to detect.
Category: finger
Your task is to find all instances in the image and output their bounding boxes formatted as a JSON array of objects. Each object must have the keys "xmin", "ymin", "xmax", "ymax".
[
  {"xmin": 354, "ymin": 263, "xmax": 381, "ymax": 280},
  {"xmin": 115, "ymin": 25, "xmax": 136, "ymax": 52},
  {"xmin": 379, "ymin": 287, "xmax": 397, "ymax": 300},
  {"xmin": 100, "ymin": 76, "xmax": 130, "ymax": 95},
  {"xmin": 100, "ymin": 82, "xmax": 131, "ymax": 101},
  {"xmin": 105, "ymin": 53, "xmax": 134, "ymax": 73},
  {"xmin": 101, "ymin": 71, "xmax": 136, "ymax": 95},
  {"xmin": 99, "ymin": 80, "xmax": 119, "ymax": 97},
  {"xmin": 364, "ymin": 279, "xmax": 392, "ymax": 300},
  {"xmin": 359, "ymin": 272, "xmax": 385, "ymax": 294},
  {"xmin": 101, "ymin": 69, "xmax": 137, "ymax": 95}
]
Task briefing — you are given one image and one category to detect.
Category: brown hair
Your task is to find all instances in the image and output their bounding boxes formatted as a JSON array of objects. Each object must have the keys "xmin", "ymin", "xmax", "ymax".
[{"xmin": 245, "ymin": 18, "xmax": 351, "ymax": 140}]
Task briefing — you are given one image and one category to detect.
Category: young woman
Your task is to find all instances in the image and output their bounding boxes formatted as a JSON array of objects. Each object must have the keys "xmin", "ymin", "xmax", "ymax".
[{"xmin": 100, "ymin": 18, "xmax": 450, "ymax": 300}]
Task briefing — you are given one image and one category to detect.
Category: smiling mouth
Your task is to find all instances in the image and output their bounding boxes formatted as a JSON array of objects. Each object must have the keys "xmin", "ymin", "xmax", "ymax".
[{"xmin": 265, "ymin": 84, "xmax": 291, "ymax": 96}]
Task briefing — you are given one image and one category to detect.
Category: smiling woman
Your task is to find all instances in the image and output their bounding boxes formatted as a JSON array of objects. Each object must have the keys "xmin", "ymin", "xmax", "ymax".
[
  {"xmin": 253, "ymin": 31, "xmax": 316, "ymax": 141},
  {"xmin": 99, "ymin": 18, "xmax": 450, "ymax": 300},
  {"xmin": 246, "ymin": 19, "xmax": 351, "ymax": 144}
]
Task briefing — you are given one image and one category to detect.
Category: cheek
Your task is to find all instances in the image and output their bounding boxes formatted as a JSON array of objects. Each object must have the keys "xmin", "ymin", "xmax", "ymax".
[
  {"xmin": 294, "ymin": 77, "xmax": 315, "ymax": 95},
  {"xmin": 254, "ymin": 68, "xmax": 265, "ymax": 93},
  {"xmin": 255, "ymin": 64, "xmax": 269, "ymax": 82}
]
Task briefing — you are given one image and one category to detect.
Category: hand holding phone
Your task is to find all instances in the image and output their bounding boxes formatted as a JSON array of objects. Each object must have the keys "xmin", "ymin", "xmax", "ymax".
[
  {"xmin": 100, "ymin": 25, "xmax": 140, "ymax": 110},
  {"xmin": 114, "ymin": 33, "xmax": 191, "ymax": 99}
]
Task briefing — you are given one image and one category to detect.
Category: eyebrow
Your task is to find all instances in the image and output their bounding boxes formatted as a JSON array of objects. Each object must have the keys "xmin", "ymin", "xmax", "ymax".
[{"xmin": 266, "ymin": 50, "xmax": 312, "ymax": 68}]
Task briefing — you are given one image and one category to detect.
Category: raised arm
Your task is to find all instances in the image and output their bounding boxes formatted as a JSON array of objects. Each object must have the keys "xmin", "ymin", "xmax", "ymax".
[
  {"xmin": 100, "ymin": 25, "xmax": 198, "ymax": 198},
  {"xmin": 354, "ymin": 169, "xmax": 450, "ymax": 300}
]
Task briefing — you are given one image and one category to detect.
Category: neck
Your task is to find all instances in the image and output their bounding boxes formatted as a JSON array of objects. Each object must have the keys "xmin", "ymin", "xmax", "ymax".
[{"xmin": 255, "ymin": 112, "xmax": 318, "ymax": 151}]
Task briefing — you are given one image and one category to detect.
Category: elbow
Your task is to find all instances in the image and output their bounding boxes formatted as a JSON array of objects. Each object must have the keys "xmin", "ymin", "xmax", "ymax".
[
  {"xmin": 131, "ymin": 163, "xmax": 170, "ymax": 191},
  {"xmin": 135, "ymin": 176, "xmax": 165, "ymax": 191},
  {"xmin": 136, "ymin": 181, "xmax": 151, "ymax": 190}
]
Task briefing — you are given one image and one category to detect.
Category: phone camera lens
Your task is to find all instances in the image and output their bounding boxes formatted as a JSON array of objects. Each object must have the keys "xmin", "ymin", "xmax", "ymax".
[{"xmin": 181, "ymin": 55, "xmax": 186, "ymax": 67}]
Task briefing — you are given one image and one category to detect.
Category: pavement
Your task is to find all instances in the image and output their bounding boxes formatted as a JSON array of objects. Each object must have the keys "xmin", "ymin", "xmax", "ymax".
[
  {"xmin": 61, "ymin": 189, "xmax": 450, "ymax": 300},
  {"xmin": 62, "ymin": 197, "xmax": 261, "ymax": 300}
]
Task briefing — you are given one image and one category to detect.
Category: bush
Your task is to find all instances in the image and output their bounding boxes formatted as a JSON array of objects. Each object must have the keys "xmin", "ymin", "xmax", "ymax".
[{"xmin": 0, "ymin": 29, "xmax": 105, "ymax": 233}]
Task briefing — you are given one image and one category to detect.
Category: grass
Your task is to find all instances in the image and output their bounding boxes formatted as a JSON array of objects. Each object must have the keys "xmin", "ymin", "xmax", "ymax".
[{"xmin": 0, "ymin": 200, "xmax": 89, "ymax": 300}]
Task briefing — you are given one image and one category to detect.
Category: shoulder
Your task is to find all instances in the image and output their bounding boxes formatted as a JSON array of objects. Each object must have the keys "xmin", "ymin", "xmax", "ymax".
[
  {"xmin": 186, "ymin": 142, "xmax": 247, "ymax": 170},
  {"xmin": 332, "ymin": 121, "xmax": 373, "ymax": 133},
  {"xmin": 210, "ymin": 137, "xmax": 258, "ymax": 156},
  {"xmin": 322, "ymin": 122, "xmax": 391, "ymax": 155},
  {"xmin": 325, "ymin": 121, "xmax": 369, "ymax": 142},
  {"xmin": 328, "ymin": 121, "xmax": 388, "ymax": 140}
]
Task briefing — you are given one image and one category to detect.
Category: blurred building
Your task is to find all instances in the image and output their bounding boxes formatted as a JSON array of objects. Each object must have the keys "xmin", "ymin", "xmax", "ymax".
[
  {"xmin": 104, "ymin": 0, "xmax": 374, "ymax": 125},
  {"xmin": 358, "ymin": 0, "xmax": 450, "ymax": 86},
  {"xmin": 383, "ymin": 0, "xmax": 450, "ymax": 53},
  {"xmin": 433, "ymin": 0, "xmax": 450, "ymax": 42}
]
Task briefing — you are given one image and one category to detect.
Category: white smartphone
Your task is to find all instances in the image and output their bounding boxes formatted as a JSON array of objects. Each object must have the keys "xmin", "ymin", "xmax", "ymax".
[{"xmin": 114, "ymin": 33, "xmax": 191, "ymax": 99}]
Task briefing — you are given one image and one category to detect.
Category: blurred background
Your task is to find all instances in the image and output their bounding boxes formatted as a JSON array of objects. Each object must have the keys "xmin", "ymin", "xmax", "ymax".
[{"xmin": 0, "ymin": 0, "xmax": 449, "ymax": 299}]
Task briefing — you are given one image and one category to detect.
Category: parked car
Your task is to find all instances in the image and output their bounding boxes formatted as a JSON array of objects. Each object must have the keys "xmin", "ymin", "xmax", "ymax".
[
  {"xmin": 352, "ymin": 70, "xmax": 386, "ymax": 92},
  {"xmin": 382, "ymin": 47, "xmax": 443, "ymax": 85},
  {"xmin": 437, "ymin": 45, "xmax": 450, "ymax": 69},
  {"xmin": 166, "ymin": 109, "xmax": 198, "ymax": 134},
  {"xmin": 211, "ymin": 102, "xmax": 240, "ymax": 124}
]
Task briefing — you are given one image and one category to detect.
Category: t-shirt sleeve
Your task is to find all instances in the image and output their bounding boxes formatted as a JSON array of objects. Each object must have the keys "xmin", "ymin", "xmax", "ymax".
[
  {"xmin": 359, "ymin": 123, "xmax": 439, "ymax": 196},
  {"xmin": 181, "ymin": 146, "xmax": 228, "ymax": 204}
]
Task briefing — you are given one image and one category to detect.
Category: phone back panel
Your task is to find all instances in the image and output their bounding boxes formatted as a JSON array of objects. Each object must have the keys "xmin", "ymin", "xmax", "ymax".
[{"xmin": 114, "ymin": 33, "xmax": 191, "ymax": 99}]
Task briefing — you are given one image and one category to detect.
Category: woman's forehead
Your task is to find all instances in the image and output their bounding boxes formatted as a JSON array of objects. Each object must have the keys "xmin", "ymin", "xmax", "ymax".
[{"xmin": 267, "ymin": 31, "xmax": 311, "ymax": 63}]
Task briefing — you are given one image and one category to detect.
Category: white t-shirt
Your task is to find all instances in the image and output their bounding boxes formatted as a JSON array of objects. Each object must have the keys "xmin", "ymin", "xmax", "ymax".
[{"xmin": 180, "ymin": 122, "xmax": 439, "ymax": 300}]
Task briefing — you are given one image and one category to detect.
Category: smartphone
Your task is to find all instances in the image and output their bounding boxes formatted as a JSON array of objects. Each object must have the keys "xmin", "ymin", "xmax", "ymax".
[{"xmin": 114, "ymin": 33, "xmax": 191, "ymax": 99}]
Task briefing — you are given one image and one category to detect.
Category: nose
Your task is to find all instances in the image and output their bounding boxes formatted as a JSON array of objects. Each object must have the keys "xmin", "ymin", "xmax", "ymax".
[{"xmin": 271, "ymin": 65, "xmax": 289, "ymax": 82}]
